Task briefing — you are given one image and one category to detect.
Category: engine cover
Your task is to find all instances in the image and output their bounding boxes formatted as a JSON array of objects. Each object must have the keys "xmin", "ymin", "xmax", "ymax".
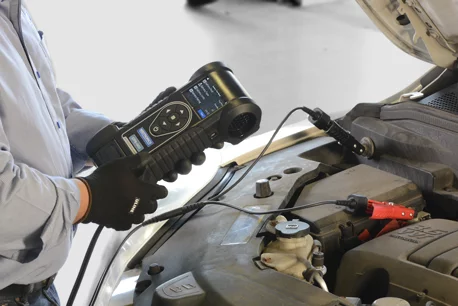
[
  {"xmin": 131, "ymin": 137, "xmax": 428, "ymax": 305},
  {"xmin": 132, "ymin": 138, "xmax": 359, "ymax": 306},
  {"xmin": 335, "ymin": 219, "xmax": 458, "ymax": 306}
]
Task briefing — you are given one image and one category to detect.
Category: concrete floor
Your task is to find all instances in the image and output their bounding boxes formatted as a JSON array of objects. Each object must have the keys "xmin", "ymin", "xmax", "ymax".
[{"xmin": 25, "ymin": 0, "xmax": 433, "ymax": 304}]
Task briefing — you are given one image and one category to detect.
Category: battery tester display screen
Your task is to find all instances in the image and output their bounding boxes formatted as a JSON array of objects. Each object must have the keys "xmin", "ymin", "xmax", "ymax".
[{"xmin": 183, "ymin": 77, "xmax": 227, "ymax": 119}]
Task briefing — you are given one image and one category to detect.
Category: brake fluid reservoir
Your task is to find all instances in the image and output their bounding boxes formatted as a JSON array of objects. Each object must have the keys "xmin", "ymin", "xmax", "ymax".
[
  {"xmin": 372, "ymin": 297, "xmax": 410, "ymax": 306},
  {"xmin": 261, "ymin": 219, "xmax": 315, "ymax": 279}
]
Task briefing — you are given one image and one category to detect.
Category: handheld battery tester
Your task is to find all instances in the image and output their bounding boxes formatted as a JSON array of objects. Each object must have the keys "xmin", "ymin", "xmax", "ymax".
[{"xmin": 87, "ymin": 62, "xmax": 262, "ymax": 183}]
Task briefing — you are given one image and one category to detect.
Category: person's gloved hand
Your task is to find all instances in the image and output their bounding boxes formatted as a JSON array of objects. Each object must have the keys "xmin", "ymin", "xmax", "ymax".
[
  {"xmin": 115, "ymin": 86, "xmax": 224, "ymax": 183},
  {"xmin": 112, "ymin": 87, "xmax": 178, "ymax": 128},
  {"xmin": 77, "ymin": 152, "xmax": 168, "ymax": 231},
  {"xmin": 142, "ymin": 86, "xmax": 177, "ymax": 113}
]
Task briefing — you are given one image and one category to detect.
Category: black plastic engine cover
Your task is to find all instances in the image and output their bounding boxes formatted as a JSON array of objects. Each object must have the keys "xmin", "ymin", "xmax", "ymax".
[
  {"xmin": 342, "ymin": 101, "xmax": 458, "ymax": 219},
  {"xmin": 335, "ymin": 219, "xmax": 458, "ymax": 306}
]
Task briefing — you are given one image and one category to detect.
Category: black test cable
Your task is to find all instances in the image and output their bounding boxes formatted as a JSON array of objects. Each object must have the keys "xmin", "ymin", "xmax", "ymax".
[{"xmin": 69, "ymin": 106, "xmax": 361, "ymax": 306}]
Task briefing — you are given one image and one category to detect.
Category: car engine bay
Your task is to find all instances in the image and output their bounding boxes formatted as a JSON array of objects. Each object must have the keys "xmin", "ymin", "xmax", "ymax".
[{"xmin": 128, "ymin": 79, "xmax": 458, "ymax": 306}]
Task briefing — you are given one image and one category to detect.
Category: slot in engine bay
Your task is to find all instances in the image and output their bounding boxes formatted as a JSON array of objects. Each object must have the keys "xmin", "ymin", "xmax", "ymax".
[{"xmin": 130, "ymin": 97, "xmax": 458, "ymax": 306}]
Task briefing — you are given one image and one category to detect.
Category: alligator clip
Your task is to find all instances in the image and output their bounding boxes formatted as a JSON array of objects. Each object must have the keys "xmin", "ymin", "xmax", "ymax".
[{"xmin": 367, "ymin": 200, "xmax": 415, "ymax": 220}]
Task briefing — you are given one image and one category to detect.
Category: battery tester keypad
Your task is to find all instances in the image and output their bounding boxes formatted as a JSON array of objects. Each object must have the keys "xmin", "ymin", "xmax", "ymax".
[{"xmin": 150, "ymin": 102, "xmax": 192, "ymax": 136}]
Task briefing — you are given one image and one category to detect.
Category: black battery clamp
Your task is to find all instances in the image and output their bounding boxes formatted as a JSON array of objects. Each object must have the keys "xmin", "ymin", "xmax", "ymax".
[{"xmin": 86, "ymin": 62, "xmax": 262, "ymax": 183}]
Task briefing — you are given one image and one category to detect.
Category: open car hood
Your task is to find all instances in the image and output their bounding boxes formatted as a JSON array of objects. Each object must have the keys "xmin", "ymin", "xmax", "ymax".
[{"xmin": 356, "ymin": 0, "xmax": 458, "ymax": 69}]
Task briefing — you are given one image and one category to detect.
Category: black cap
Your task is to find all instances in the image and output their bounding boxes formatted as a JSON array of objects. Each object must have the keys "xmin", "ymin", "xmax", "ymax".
[
  {"xmin": 312, "ymin": 251, "xmax": 325, "ymax": 267},
  {"xmin": 275, "ymin": 220, "xmax": 310, "ymax": 238}
]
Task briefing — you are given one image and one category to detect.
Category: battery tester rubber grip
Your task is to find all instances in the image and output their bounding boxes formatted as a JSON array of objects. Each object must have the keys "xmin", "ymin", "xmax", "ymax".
[{"xmin": 86, "ymin": 62, "xmax": 262, "ymax": 184}]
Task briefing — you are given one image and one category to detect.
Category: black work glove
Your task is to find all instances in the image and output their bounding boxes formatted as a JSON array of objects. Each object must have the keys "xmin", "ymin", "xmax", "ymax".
[
  {"xmin": 77, "ymin": 152, "xmax": 168, "ymax": 231},
  {"xmin": 142, "ymin": 86, "xmax": 177, "ymax": 113},
  {"xmin": 116, "ymin": 86, "xmax": 224, "ymax": 183},
  {"xmin": 112, "ymin": 87, "xmax": 178, "ymax": 128}
]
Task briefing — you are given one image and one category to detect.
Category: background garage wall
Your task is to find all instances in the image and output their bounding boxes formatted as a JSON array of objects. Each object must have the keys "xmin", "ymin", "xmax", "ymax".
[{"xmin": 24, "ymin": 0, "xmax": 432, "ymax": 304}]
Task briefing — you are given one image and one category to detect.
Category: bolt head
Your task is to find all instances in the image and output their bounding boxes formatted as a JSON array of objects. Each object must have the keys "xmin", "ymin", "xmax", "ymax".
[
  {"xmin": 402, "ymin": 212, "xmax": 405, "ymax": 216},
  {"xmin": 147, "ymin": 263, "xmax": 164, "ymax": 276}
]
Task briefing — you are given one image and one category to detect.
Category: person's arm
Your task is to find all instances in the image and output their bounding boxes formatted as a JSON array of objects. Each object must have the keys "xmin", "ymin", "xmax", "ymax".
[
  {"xmin": 56, "ymin": 88, "xmax": 113, "ymax": 173},
  {"xmin": 0, "ymin": 119, "xmax": 84, "ymax": 263}
]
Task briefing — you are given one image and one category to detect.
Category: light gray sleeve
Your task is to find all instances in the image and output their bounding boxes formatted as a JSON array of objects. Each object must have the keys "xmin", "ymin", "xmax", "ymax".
[
  {"xmin": 57, "ymin": 88, "xmax": 113, "ymax": 173},
  {"xmin": 0, "ymin": 119, "xmax": 81, "ymax": 264}
]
